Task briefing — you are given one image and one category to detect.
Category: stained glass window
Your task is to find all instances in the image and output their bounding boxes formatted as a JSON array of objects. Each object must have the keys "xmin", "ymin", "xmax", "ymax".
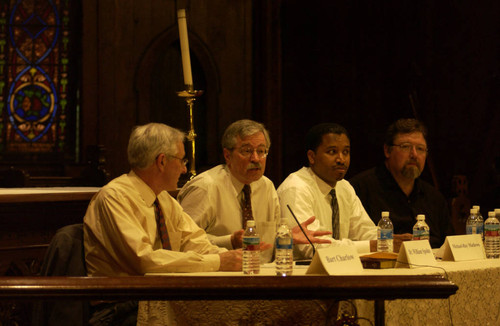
[{"xmin": 0, "ymin": 0, "xmax": 79, "ymax": 162}]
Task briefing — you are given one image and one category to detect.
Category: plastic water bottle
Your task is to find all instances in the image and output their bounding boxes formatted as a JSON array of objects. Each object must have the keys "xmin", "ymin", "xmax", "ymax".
[
  {"xmin": 412, "ymin": 214, "xmax": 430, "ymax": 241},
  {"xmin": 473, "ymin": 205, "xmax": 484, "ymax": 223},
  {"xmin": 242, "ymin": 220, "xmax": 260, "ymax": 274},
  {"xmin": 275, "ymin": 218, "xmax": 293, "ymax": 276},
  {"xmin": 484, "ymin": 211, "xmax": 500, "ymax": 259},
  {"xmin": 466, "ymin": 207, "xmax": 484, "ymax": 240},
  {"xmin": 377, "ymin": 211, "xmax": 393, "ymax": 252}
]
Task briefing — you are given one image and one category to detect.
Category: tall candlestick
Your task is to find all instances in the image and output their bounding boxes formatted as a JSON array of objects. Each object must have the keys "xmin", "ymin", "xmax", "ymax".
[{"xmin": 177, "ymin": 9, "xmax": 193, "ymax": 87}]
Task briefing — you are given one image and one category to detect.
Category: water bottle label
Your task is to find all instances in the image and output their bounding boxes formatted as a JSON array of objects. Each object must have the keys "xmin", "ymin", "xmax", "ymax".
[
  {"xmin": 485, "ymin": 224, "xmax": 500, "ymax": 236},
  {"xmin": 378, "ymin": 229, "xmax": 393, "ymax": 240},
  {"xmin": 275, "ymin": 238, "xmax": 293, "ymax": 249},
  {"xmin": 466, "ymin": 225, "xmax": 476, "ymax": 235},
  {"xmin": 467, "ymin": 225, "xmax": 484, "ymax": 235},
  {"xmin": 485, "ymin": 230, "xmax": 500, "ymax": 236},
  {"xmin": 243, "ymin": 236, "xmax": 260, "ymax": 250},
  {"xmin": 413, "ymin": 229, "xmax": 429, "ymax": 240}
]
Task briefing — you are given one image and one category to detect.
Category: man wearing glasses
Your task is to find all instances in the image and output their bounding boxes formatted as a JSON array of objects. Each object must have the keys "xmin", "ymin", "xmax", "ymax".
[
  {"xmin": 350, "ymin": 118, "xmax": 451, "ymax": 248},
  {"xmin": 177, "ymin": 119, "xmax": 279, "ymax": 262},
  {"xmin": 179, "ymin": 119, "xmax": 332, "ymax": 262}
]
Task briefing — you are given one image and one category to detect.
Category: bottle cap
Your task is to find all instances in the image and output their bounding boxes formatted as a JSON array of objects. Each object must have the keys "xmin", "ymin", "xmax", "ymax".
[
  {"xmin": 417, "ymin": 214, "xmax": 425, "ymax": 221},
  {"xmin": 495, "ymin": 209, "xmax": 500, "ymax": 217},
  {"xmin": 473, "ymin": 205, "xmax": 480, "ymax": 211},
  {"xmin": 246, "ymin": 220, "xmax": 256, "ymax": 227},
  {"xmin": 470, "ymin": 208, "xmax": 477, "ymax": 214},
  {"xmin": 489, "ymin": 211, "xmax": 495, "ymax": 218},
  {"xmin": 381, "ymin": 211, "xmax": 389, "ymax": 218}
]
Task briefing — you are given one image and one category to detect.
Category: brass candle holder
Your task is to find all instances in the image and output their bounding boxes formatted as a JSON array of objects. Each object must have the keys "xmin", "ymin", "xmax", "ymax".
[{"xmin": 177, "ymin": 86, "xmax": 203, "ymax": 179}]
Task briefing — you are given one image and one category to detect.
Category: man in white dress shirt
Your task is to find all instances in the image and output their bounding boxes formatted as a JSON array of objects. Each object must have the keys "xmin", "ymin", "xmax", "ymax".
[
  {"xmin": 177, "ymin": 119, "xmax": 278, "ymax": 262},
  {"xmin": 84, "ymin": 123, "xmax": 242, "ymax": 276},
  {"xmin": 178, "ymin": 119, "xmax": 330, "ymax": 263},
  {"xmin": 84, "ymin": 123, "xmax": 242, "ymax": 325},
  {"xmin": 278, "ymin": 123, "xmax": 410, "ymax": 259}
]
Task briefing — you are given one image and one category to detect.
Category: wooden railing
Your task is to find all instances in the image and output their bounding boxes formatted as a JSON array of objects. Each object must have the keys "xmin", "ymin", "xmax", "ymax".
[{"xmin": 0, "ymin": 274, "xmax": 457, "ymax": 301}]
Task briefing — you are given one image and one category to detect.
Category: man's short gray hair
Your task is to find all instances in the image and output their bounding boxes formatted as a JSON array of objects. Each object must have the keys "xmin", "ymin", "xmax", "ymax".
[
  {"xmin": 127, "ymin": 123, "xmax": 185, "ymax": 169},
  {"xmin": 221, "ymin": 119, "xmax": 271, "ymax": 150}
]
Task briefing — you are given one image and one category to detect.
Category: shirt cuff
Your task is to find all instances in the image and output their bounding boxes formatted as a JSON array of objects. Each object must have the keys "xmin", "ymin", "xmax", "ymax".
[
  {"xmin": 204, "ymin": 253, "xmax": 221, "ymax": 271},
  {"xmin": 354, "ymin": 240, "xmax": 371, "ymax": 254},
  {"xmin": 211, "ymin": 234, "xmax": 233, "ymax": 250}
]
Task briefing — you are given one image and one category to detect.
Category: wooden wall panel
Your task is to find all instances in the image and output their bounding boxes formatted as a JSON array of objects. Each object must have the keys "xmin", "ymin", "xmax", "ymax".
[
  {"xmin": 82, "ymin": 0, "xmax": 254, "ymax": 178},
  {"xmin": 80, "ymin": 1, "xmax": 499, "ymax": 211}
]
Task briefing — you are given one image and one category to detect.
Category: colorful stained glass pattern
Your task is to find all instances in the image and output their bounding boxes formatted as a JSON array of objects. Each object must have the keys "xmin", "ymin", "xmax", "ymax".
[{"xmin": 0, "ymin": 0, "xmax": 71, "ymax": 153}]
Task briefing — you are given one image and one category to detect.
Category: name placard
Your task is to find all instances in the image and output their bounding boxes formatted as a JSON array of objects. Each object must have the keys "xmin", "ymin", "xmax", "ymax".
[
  {"xmin": 442, "ymin": 234, "xmax": 485, "ymax": 261},
  {"xmin": 395, "ymin": 240, "xmax": 436, "ymax": 268},
  {"xmin": 306, "ymin": 246, "xmax": 363, "ymax": 275}
]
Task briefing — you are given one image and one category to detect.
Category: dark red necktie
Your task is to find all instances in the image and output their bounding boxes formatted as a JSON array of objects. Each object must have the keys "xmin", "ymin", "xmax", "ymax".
[
  {"xmin": 330, "ymin": 189, "xmax": 340, "ymax": 240},
  {"xmin": 154, "ymin": 199, "xmax": 172, "ymax": 250},
  {"xmin": 242, "ymin": 184, "xmax": 253, "ymax": 228}
]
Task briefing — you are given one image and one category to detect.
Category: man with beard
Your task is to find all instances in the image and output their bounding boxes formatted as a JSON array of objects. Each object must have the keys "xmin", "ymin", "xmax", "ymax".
[
  {"xmin": 278, "ymin": 123, "xmax": 410, "ymax": 260},
  {"xmin": 350, "ymin": 118, "xmax": 451, "ymax": 248},
  {"xmin": 178, "ymin": 119, "xmax": 330, "ymax": 263}
]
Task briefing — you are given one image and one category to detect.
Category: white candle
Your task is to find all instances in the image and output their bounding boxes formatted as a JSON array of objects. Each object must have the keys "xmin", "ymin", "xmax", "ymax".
[{"xmin": 177, "ymin": 9, "xmax": 193, "ymax": 86}]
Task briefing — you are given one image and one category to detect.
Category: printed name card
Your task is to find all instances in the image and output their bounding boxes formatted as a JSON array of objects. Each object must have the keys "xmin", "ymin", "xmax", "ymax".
[
  {"xmin": 306, "ymin": 246, "xmax": 363, "ymax": 275},
  {"xmin": 441, "ymin": 234, "xmax": 485, "ymax": 261},
  {"xmin": 395, "ymin": 240, "xmax": 436, "ymax": 268}
]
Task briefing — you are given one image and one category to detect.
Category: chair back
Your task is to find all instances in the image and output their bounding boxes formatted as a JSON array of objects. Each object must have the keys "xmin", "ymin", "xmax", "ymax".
[{"xmin": 32, "ymin": 224, "xmax": 89, "ymax": 326}]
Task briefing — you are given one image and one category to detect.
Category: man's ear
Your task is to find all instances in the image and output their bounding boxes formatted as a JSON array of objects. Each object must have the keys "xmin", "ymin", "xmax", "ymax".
[
  {"xmin": 383, "ymin": 144, "xmax": 391, "ymax": 159},
  {"xmin": 223, "ymin": 148, "xmax": 231, "ymax": 164},
  {"xmin": 156, "ymin": 153, "xmax": 166, "ymax": 169},
  {"xmin": 307, "ymin": 150, "xmax": 315, "ymax": 166}
]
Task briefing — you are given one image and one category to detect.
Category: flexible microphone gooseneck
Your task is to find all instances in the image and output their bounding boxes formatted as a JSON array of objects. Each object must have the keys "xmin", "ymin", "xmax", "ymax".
[{"xmin": 287, "ymin": 204, "xmax": 316, "ymax": 258}]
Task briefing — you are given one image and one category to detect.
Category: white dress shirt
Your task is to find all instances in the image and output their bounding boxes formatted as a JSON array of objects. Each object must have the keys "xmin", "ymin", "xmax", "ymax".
[
  {"xmin": 177, "ymin": 165, "xmax": 280, "ymax": 262},
  {"xmin": 84, "ymin": 171, "xmax": 225, "ymax": 276},
  {"xmin": 277, "ymin": 167, "xmax": 376, "ymax": 259}
]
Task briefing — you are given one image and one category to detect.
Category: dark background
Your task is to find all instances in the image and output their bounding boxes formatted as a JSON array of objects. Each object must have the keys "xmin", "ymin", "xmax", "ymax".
[{"xmin": 74, "ymin": 0, "xmax": 498, "ymax": 213}]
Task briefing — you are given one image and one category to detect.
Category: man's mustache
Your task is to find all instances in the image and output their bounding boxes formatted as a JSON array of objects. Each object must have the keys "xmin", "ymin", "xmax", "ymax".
[{"xmin": 247, "ymin": 163, "xmax": 262, "ymax": 170}]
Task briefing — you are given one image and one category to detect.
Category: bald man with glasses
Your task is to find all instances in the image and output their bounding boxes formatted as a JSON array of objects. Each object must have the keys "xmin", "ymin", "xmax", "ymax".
[{"xmin": 350, "ymin": 118, "xmax": 452, "ymax": 248}]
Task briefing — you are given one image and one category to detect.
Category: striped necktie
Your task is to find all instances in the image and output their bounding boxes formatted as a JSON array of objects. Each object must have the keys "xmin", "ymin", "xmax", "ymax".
[
  {"xmin": 242, "ymin": 184, "xmax": 253, "ymax": 228},
  {"xmin": 330, "ymin": 189, "xmax": 340, "ymax": 240},
  {"xmin": 154, "ymin": 198, "xmax": 172, "ymax": 250}
]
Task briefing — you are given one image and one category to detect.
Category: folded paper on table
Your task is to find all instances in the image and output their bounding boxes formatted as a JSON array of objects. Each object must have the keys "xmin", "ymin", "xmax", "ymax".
[
  {"xmin": 441, "ymin": 234, "xmax": 486, "ymax": 261},
  {"xmin": 396, "ymin": 240, "xmax": 436, "ymax": 268},
  {"xmin": 306, "ymin": 245, "xmax": 363, "ymax": 275}
]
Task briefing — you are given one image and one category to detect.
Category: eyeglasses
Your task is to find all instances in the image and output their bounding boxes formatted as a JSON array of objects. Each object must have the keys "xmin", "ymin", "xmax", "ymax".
[
  {"xmin": 235, "ymin": 146, "xmax": 269, "ymax": 159},
  {"xmin": 168, "ymin": 155, "xmax": 189, "ymax": 166},
  {"xmin": 391, "ymin": 143, "xmax": 428, "ymax": 155}
]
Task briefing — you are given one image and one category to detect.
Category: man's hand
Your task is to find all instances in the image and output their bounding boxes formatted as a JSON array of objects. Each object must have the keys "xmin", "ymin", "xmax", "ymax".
[
  {"xmin": 230, "ymin": 229, "xmax": 272, "ymax": 251},
  {"xmin": 230, "ymin": 229, "xmax": 244, "ymax": 249},
  {"xmin": 292, "ymin": 216, "xmax": 332, "ymax": 244},
  {"xmin": 218, "ymin": 250, "xmax": 242, "ymax": 271}
]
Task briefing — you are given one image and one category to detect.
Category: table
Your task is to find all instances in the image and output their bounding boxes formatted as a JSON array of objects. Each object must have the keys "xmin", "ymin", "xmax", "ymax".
[
  {"xmin": 0, "ymin": 269, "xmax": 455, "ymax": 326},
  {"xmin": 136, "ymin": 263, "xmax": 460, "ymax": 326},
  {"xmin": 354, "ymin": 259, "xmax": 500, "ymax": 326}
]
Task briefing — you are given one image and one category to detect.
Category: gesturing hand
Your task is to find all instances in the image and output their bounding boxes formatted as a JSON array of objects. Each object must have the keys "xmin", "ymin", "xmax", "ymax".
[{"xmin": 292, "ymin": 216, "xmax": 332, "ymax": 244}]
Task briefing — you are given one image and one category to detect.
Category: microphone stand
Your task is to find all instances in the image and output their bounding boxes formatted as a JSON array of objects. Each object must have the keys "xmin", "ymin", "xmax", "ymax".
[{"xmin": 287, "ymin": 205, "xmax": 316, "ymax": 258}]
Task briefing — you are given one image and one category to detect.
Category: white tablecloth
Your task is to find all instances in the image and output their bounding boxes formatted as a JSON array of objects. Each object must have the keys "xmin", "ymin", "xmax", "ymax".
[
  {"xmin": 137, "ymin": 259, "xmax": 500, "ymax": 326},
  {"xmin": 355, "ymin": 259, "xmax": 500, "ymax": 326}
]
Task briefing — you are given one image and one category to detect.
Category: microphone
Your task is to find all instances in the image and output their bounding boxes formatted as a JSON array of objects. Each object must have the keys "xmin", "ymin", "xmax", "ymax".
[{"xmin": 287, "ymin": 204, "xmax": 316, "ymax": 259}]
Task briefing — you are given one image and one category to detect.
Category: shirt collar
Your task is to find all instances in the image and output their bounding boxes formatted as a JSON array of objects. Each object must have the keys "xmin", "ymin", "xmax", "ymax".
[
  {"xmin": 128, "ymin": 170, "xmax": 157, "ymax": 207},
  {"xmin": 225, "ymin": 165, "xmax": 252, "ymax": 194},
  {"xmin": 307, "ymin": 167, "xmax": 335, "ymax": 197},
  {"xmin": 377, "ymin": 163, "xmax": 424, "ymax": 197}
]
